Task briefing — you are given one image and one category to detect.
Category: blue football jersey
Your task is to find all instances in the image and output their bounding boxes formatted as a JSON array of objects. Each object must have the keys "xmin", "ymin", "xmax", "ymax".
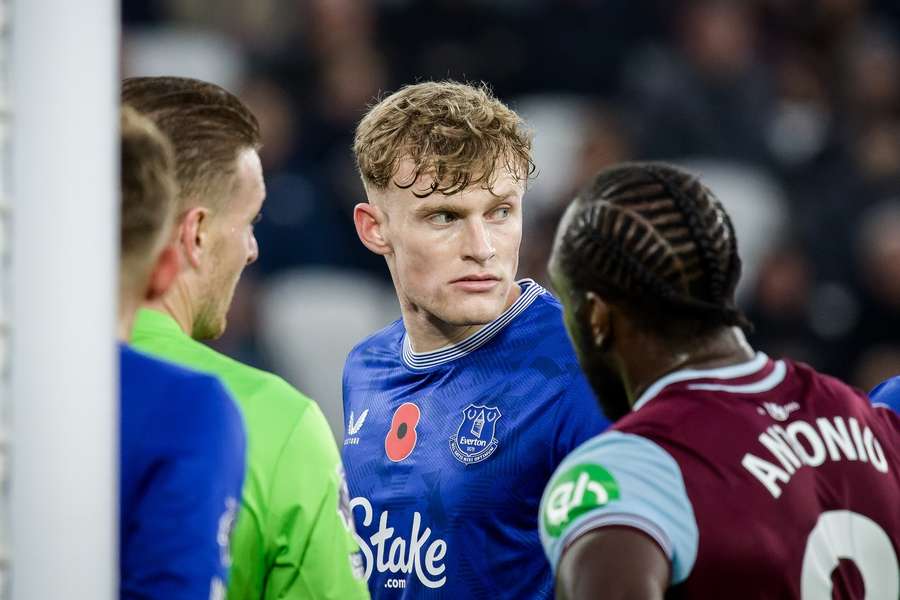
[
  {"xmin": 342, "ymin": 279, "xmax": 610, "ymax": 598},
  {"xmin": 870, "ymin": 377, "xmax": 900, "ymax": 414},
  {"xmin": 120, "ymin": 344, "xmax": 246, "ymax": 600}
]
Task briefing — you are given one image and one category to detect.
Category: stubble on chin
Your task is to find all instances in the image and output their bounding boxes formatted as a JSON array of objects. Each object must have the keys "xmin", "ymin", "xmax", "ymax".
[
  {"xmin": 583, "ymin": 361, "xmax": 631, "ymax": 422},
  {"xmin": 570, "ymin": 321, "xmax": 631, "ymax": 422},
  {"xmin": 191, "ymin": 277, "xmax": 233, "ymax": 341},
  {"xmin": 191, "ymin": 303, "xmax": 226, "ymax": 341},
  {"xmin": 439, "ymin": 288, "xmax": 511, "ymax": 327}
]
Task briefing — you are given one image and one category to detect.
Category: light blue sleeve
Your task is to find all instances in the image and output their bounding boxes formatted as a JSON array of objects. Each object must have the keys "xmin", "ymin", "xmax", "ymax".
[{"xmin": 539, "ymin": 430, "xmax": 699, "ymax": 585}]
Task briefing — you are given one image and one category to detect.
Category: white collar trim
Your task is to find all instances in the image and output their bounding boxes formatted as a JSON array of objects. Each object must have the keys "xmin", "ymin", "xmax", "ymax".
[
  {"xmin": 401, "ymin": 279, "xmax": 545, "ymax": 371},
  {"xmin": 632, "ymin": 352, "xmax": 774, "ymax": 411}
]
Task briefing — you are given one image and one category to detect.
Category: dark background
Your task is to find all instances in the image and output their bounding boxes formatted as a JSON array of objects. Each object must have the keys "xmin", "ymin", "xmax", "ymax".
[{"xmin": 122, "ymin": 0, "xmax": 900, "ymax": 432}]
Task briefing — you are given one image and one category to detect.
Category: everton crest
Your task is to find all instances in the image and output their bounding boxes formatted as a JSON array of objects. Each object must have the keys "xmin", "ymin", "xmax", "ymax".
[{"xmin": 449, "ymin": 404, "xmax": 502, "ymax": 465}]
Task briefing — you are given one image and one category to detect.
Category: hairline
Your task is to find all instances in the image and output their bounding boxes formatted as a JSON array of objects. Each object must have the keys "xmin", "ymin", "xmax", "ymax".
[{"xmin": 178, "ymin": 144, "xmax": 261, "ymax": 215}]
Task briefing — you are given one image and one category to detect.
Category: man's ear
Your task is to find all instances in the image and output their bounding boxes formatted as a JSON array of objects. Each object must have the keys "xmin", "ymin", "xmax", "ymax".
[
  {"xmin": 585, "ymin": 291, "xmax": 612, "ymax": 350},
  {"xmin": 353, "ymin": 202, "xmax": 391, "ymax": 256},
  {"xmin": 179, "ymin": 206, "xmax": 211, "ymax": 268},
  {"xmin": 145, "ymin": 243, "xmax": 182, "ymax": 302}
]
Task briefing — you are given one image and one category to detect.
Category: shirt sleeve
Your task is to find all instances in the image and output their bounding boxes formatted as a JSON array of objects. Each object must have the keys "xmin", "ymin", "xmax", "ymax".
[
  {"xmin": 263, "ymin": 399, "xmax": 369, "ymax": 599},
  {"xmin": 121, "ymin": 375, "xmax": 246, "ymax": 600},
  {"xmin": 550, "ymin": 372, "xmax": 611, "ymax": 466},
  {"xmin": 870, "ymin": 377, "xmax": 900, "ymax": 414},
  {"xmin": 539, "ymin": 430, "xmax": 699, "ymax": 586}
]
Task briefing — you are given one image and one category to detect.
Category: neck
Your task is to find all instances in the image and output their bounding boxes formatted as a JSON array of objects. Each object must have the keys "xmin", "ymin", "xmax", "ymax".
[
  {"xmin": 401, "ymin": 284, "xmax": 522, "ymax": 353},
  {"xmin": 142, "ymin": 280, "xmax": 195, "ymax": 336},
  {"xmin": 117, "ymin": 301, "xmax": 138, "ymax": 341},
  {"xmin": 624, "ymin": 326, "xmax": 755, "ymax": 406}
]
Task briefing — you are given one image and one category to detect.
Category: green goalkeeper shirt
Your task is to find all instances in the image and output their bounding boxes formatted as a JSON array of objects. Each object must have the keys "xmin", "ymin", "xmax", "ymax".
[{"xmin": 131, "ymin": 308, "xmax": 368, "ymax": 600}]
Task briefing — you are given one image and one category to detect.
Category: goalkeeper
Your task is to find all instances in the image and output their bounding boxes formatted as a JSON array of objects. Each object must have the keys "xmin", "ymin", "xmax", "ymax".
[
  {"xmin": 119, "ymin": 105, "xmax": 245, "ymax": 599},
  {"xmin": 124, "ymin": 77, "xmax": 368, "ymax": 599}
]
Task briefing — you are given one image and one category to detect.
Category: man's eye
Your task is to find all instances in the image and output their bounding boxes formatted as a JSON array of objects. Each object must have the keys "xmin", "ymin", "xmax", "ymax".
[
  {"xmin": 429, "ymin": 212, "xmax": 456, "ymax": 225},
  {"xmin": 492, "ymin": 207, "xmax": 511, "ymax": 219},
  {"xmin": 252, "ymin": 212, "xmax": 263, "ymax": 226}
]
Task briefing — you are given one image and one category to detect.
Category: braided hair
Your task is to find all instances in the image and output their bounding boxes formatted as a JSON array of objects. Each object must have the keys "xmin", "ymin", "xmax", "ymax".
[{"xmin": 556, "ymin": 162, "xmax": 751, "ymax": 334}]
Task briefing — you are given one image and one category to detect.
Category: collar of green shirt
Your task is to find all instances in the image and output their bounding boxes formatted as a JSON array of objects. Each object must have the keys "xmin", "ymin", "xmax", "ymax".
[{"xmin": 132, "ymin": 307, "xmax": 188, "ymax": 340}]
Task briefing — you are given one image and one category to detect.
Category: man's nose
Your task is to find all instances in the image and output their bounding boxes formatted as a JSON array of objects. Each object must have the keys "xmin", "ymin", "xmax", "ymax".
[{"xmin": 464, "ymin": 219, "xmax": 495, "ymax": 263}]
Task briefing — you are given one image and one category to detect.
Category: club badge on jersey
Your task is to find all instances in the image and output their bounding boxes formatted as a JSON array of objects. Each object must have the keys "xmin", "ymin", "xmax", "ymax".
[{"xmin": 449, "ymin": 404, "xmax": 502, "ymax": 465}]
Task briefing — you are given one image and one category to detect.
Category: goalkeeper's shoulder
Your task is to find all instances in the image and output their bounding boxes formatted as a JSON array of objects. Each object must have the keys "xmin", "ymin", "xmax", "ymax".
[{"xmin": 205, "ymin": 353, "xmax": 328, "ymax": 464}]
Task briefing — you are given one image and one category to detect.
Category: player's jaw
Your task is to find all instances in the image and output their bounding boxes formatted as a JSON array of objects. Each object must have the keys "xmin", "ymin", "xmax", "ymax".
[
  {"xmin": 191, "ymin": 224, "xmax": 255, "ymax": 341},
  {"xmin": 192, "ymin": 271, "xmax": 238, "ymax": 340},
  {"xmin": 552, "ymin": 263, "xmax": 631, "ymax": 421}
]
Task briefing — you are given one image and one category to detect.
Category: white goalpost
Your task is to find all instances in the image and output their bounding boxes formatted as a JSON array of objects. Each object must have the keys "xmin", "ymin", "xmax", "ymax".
[
  {"xmin": 0, "ymin": 1, "xmax": 7, "ymax": 595},
  {"xmin": 9, "ymin": 1, "xmax": 117, "ymax": 599}
]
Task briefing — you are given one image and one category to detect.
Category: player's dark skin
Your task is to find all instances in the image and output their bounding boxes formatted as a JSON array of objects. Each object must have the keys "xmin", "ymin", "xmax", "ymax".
[{"xmin": 549, "ymin": 250, "xmax": 754, "ymax": 600}]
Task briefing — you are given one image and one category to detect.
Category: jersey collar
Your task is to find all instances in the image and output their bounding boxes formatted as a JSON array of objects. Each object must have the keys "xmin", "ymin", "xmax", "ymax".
[
  {"xmin": 632, "ymin": 352, "xmax": 778, "ymax": 411},
  {"xmin": 131, "ymin": 308, "xmax": 189, "ymax": 341},
  {"xmin": 401, "ymin": 278, "xmax": 546, "ymax": 371}
]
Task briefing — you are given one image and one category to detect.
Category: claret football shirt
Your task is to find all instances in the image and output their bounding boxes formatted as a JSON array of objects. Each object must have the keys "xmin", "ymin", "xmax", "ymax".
[{"xmin": 541, "ymin": 354, "xmax": 900, "ymax": 598}]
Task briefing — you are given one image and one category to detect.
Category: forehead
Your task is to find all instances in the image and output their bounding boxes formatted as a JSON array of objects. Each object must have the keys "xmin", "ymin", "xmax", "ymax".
[
  {"xmin": 550, "ymin": 202, "xmax": 580, "ymax": 257},
  {"xmin": 375, "ymin": 157, "xmax": 525, "ymax": 209},
  {"xmin": 547, "ymin": 202, "xmax": 584, "ymax": 284},
  {"xmin": 233, "ymin": 148, "xmax": 265, "ymax": 202}
]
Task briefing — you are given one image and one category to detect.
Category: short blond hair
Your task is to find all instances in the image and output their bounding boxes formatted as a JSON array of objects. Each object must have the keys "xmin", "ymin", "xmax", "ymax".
[
  {"xmin": 354, "ymin": 81, "xmax": 534, "ymax": 197},
  {"xmin": 120, "ymin": 105, "xmax": 177, "ymax": 278}
]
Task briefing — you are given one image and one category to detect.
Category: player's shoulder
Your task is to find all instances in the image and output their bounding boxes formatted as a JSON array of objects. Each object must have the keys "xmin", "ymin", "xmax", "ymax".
[
  {"xmin": 540, "ymin": 429, "xmax": 698, "ymax": 580},
  {"xmin": 517, "ymin": 278, "xmax": 561, "ymax": 317},
  {"xmin": 182, "ymin": 338, "xmax": 310, "ymax": 407},
  {"xmin": 153, "ymin": 335, "xmax": 320, "ymax": 445},
  {"xmin": 788, "ymin": 357, "xmax": 860, "ymax": 397},
  {"xmin": 870, "ymin": 376, "xmax": 900, "ymax": 413},
  {"xmin": 505, "ymin": 279, "xmax": 572, "ymax": 344},
  {"xmin": 121, "ymin": 342, "xmax": 187, "ymax": 380},
  {"xmin": 782, "ymin": 358, "xmax": 885, "ymax": 420},
  {"xmin": 121, "ymin": 345, "xmax": 227, "ymax": 403},
  {"xmin": 120, "ymin": 344, "xmax": 240, "ymax": 429},
  {"xmin": 196, "ymin": 345, "xmax": 333, "ymax": 469},
  {"xmin": 556, "ymin": 429, "xmax": 679, "ymax": 475},
  {"xmin": 345, "ymin": 318, "xmax": 405, "ymax": 370}
]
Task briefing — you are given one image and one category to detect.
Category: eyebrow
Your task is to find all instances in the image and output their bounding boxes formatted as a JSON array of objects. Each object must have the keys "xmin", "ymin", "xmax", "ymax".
[
  {"xmin": 490, "ymin": 188, "xmax": 522, "ymax": 201},
  {"xmin": 413, "ymin": 203, "xmax": 463, "ymax": 218},
  {"xmin": 412, "ymin": 191, "xmax": 520, "ymax": 219}
]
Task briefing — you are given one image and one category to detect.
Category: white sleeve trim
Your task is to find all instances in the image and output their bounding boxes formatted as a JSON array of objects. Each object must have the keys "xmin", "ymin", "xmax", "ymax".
[{"xmin": 560, "ymin": 511, "xmax": 674, "ymax": 560}]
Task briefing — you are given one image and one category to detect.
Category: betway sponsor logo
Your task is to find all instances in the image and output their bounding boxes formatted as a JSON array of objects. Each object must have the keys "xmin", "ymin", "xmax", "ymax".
[
  {"xmin": 350, "ymin": 496, "xmax": 447, "ymax": 589},
  {"xmin": 742, "ymin": 416, "xmax": 889, "ymax": 498}
]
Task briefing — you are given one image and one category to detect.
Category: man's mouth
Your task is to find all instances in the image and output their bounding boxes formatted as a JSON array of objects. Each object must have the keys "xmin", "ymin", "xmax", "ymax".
[{"xmin": 450, "ymin": 274, "xmax": 501, "ymax": 292}]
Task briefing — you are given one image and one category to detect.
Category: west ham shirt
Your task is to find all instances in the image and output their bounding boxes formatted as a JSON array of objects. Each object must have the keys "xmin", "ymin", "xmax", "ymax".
[
  {"xmin": 342, "ymin": 279, "xmax": 610, "ymax": 598},
  {"xmin": 540, "ymin": 353, "xmax": 900, "ymax": 598}
]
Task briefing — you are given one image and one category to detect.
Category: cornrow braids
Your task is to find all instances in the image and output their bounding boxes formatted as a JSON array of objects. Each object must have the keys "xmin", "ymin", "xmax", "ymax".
[{"xmin": 558, "ymin": 162, "xmax": 750, "ymax": 332}]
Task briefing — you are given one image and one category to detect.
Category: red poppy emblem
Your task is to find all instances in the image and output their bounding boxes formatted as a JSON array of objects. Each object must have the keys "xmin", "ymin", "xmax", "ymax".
[{"xmin": 385, "ymin": 402, "xmax": 421, "ymax": 462}]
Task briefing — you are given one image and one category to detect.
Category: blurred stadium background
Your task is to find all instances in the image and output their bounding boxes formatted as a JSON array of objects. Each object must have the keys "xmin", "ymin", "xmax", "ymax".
[
  {"xmin": 121, "ymin": 0, "xmax": 900, "ymax": 439},
  {"xmin": 4, "ymin": 1, "xmax": 900, "ymax": 599}
]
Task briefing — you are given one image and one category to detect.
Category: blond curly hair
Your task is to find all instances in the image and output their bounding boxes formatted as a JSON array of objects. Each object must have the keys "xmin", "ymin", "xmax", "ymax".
[{"xmin": 354, "ymin": 81, "xmax": 534, "ymax": 198}]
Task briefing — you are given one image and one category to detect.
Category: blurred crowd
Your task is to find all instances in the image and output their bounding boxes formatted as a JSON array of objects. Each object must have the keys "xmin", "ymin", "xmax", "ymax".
[{"xmin": 122, "ymin": 0, "xmax": 900, "ymax": 435}]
